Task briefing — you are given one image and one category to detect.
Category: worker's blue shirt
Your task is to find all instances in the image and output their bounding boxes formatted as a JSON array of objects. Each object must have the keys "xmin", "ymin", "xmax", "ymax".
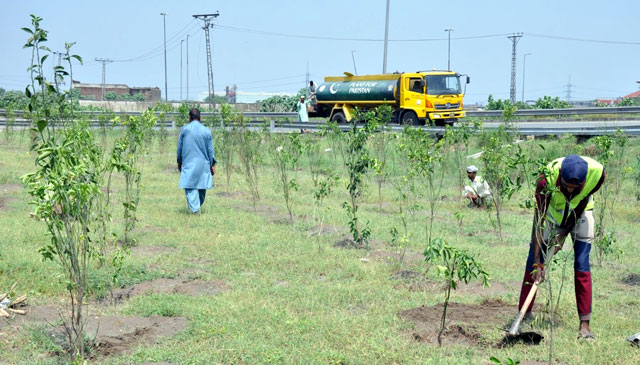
[{"xmin": 177, "ymin": 120, "xmax": 216, "ymax": 189}]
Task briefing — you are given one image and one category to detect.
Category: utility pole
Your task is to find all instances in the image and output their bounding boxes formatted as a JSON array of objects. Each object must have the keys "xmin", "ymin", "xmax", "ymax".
[
  {"xmin": 522, "ymin": 53, "xmax": 532, "ymax": 103},
  {"xmin": 95, "ymin": 58, "xmax": 113, "ymax": 101},
  {"xmin": 565, "ymin": 75, "xmax": 574, "ymax": 102},
  {"xmin": 305, "ymin": 61, "xmax": 310, "ymax": 98},
  {"xmin": 351, "ymin": 50, "xmax": 358, "ymax": 75},
  {"xmin": 193, "ymin": 12, "xmax": 220, "ymax": 110},
  {"xmin": 382, "ymin": 0, "xmax": 390, "ymax": 74},
  {"xmin": 444, "ymin": 28, "xmax": 454, "ymax": 71},
  {"xmin": 160, "ymin": 12, "xmax": 168, "ymax": 102},
  {"xmin": 180, "ymin": 39, "xmax": 184, "ymax": 101},
  {"xmin": 507, "ymin": 33, "xmax": 523, "ymax": 104},
  {"xmin": 186, "ymin": 34, "xmax": 189, "ymax": 101}
]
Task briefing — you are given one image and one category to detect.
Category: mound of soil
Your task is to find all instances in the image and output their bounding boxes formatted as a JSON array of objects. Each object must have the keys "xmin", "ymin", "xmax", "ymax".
[
  {"xmin": 111, "ymin": 278, "xmax": 229, "ymax": 303},
  {"xmin": 398, "ymin": 299, "xmax": 514, "ymax": 346},
  {"xmin": 622, "ymin": 273, "xmax": 640, "ymax": 287},
  {"xmin": 334, "ymin": 236, "xmax": 385, "ymax": 250}
]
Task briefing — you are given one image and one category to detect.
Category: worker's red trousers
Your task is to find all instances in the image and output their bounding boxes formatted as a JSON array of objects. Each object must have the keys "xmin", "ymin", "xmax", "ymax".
[{"xmin": 518, "ymin": 240, "xmax": 592, "ymax": 320}]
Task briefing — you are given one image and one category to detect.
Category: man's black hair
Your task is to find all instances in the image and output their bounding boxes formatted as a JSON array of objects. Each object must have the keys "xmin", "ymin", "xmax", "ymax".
[{"xmin": 189, "ymin": 108, "xmax": 201, "ymax": 121}]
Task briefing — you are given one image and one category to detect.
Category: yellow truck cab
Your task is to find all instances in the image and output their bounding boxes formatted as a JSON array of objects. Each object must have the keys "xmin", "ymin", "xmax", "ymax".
[{"xmin": 312, "ymin": 70, "xmax": 469, "ymax": 126}]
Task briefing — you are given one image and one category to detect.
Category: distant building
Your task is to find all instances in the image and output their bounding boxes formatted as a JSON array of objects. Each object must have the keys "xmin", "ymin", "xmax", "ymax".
[{"xmin": 72, "ymin": 80, "xmax": 161, "ymax": 101}]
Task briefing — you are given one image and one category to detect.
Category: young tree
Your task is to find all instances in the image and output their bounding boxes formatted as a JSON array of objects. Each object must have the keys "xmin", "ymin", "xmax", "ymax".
[
  {"xmin": 424, "ymin": 238, "xmax": 489, "ymax": 346},
  {"xmin": 400, "ymin": 127, "xmax": 445, "ymax": 244},
  {"xmin": 341, "ymin": 108, "xmax": 381, "ymax": 248},
  {"xmin": 20, "ymin": 15, "xmax": 102, "ymax": 360},
  {"xmin": 236, "ymin": 115, "xmax": 263, "ymax": 211},
  {"xmin": 270, "ymin": 133, "xmax": 304, "ymax": 220}
]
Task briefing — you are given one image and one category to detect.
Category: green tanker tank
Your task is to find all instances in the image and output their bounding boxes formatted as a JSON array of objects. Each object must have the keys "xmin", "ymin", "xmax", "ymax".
[{"xmin": 315, "ymin": 79, "xmax": 397, "ymax": 102}]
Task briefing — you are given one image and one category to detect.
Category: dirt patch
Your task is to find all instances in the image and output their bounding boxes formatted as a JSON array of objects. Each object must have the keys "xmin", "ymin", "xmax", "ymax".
[
  {"xmin": 110, "ymin": 278, "xmax": 230, "ymax": 303},
  {"xmin": 0, "ymin": 305, "xmax": 62, "ymax": 329},
  {"xmin": 622, "ymin": 273, "xmax": 640, "ymax": 287},
  {"xmin": 401, "ymin": 279, "xmax": 518, "ymax": 296},
  {"xmin": 177, "ymin": 267, "xmax": 210, "ymax": 279},
  {"xmin": 366, "ymin": 249, "xmax": 425, "ymax": 265},
  {"xmin": 86, "ymin": 315, "xmax": 187, "ymax": 358},
  {"xmin": 130, "ymin": 245, "xmax": 177, "ymax": 257},
  {"xmin": 0, "ymin": 183, "xmax": 21, "ymax": 194},
  {"xmin": 398, "ymin": 299, "xmax": 514, "ymax": 346}
]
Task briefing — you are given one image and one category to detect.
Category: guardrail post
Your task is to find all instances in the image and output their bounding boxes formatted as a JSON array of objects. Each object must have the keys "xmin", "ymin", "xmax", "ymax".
[
  {"xmin": 171, "ymin": 120, "xmax": 175, "ymax": 130},
  {"xmin": 270, "ymin": 119, "xmax": 275, "ymax": 133}
]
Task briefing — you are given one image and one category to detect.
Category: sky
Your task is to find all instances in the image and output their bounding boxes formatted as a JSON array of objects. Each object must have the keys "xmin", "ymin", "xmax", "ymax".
[{"xmin": 1, "ymin": 0, "xmax": 639, "ymax": 105}]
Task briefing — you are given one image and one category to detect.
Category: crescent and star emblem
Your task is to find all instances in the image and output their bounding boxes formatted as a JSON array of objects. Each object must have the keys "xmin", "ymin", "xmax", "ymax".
[{"xmin": 329, "ymin": 83, "xmax": 338, "ymax": 94}]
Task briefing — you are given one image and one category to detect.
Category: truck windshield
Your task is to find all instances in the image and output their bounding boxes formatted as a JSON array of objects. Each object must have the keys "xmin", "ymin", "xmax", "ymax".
[{"xmin": 426, "ymin": 75, "xmax": 461, "ymax": 95}]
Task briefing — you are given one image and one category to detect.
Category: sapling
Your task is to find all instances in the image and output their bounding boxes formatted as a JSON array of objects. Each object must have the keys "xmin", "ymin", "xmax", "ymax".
[
  {"xmin": 236, "ymin": 115, "xmax": 263, "ymax": 211},
  {"xmin": 423, "ymin": 238, "xmax": 489, "ymax": 346},
  {"xmin": 217, "ymin": 103, "xmax": 238, "ymax": 192},
  {"xmin": 312, "ymin": 171, "xmax": 339, "ymax": 252},
  {"xmin": 443, "ymin": 119, "xmax": 480, "ymax": 202},
  {"xmin": 370, "ymin": 104, "xmax": 393, "ymax": 211},
  {"xmin": 21, "ymin": 16, "xmax": 101, "ymax": 359},
  {"xmin": 401, "ymin": 127, "xmax": 445, "ymax": 244},
  {"xmin": 341, "ymin": 108, "xmax": 381, "ymax": 248},
  {"xmin": 270, "ymin": 133, "xmax": 304, "ymax": 220},
  {"xmin": 479, "ymin": 128, "xmax": 523, "ymax": 244}
]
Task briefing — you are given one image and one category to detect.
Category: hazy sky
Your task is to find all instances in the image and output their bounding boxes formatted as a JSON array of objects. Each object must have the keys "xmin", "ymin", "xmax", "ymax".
[{"xmin": 1, "ymin": 0, "xmax": 639, "ymax": 104}]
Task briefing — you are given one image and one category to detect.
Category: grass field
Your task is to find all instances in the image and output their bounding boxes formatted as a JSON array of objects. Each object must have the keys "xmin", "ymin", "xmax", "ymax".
[{"xmin": 1, "ymin": 127, "xmax": 639, "ymax": 364}]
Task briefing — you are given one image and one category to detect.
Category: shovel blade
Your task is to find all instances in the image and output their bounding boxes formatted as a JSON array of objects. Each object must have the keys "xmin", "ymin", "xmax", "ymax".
[
  {"xmin": 627, "ymin": 332, "xmax": 640, "ymax": 347},
  {"xmin": 500, "ymin": 331, "xmax": 544, "ymax": 347}
]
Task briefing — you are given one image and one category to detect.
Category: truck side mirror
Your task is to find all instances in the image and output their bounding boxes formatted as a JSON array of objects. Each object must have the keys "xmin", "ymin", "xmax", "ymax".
[{"xmin": 466, "ymin": 76, "xmax": 470, "ymax": 84}]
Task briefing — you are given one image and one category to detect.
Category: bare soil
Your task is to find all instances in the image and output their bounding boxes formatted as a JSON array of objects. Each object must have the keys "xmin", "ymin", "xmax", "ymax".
[
  {"xmin": 110, "ymin": 278, "xmax": 230, "ymax": 303},
  {"xmin": 0, "ymin": 183, "xmax": 22, "ymax": 194},
  {"xmin": 622, "ymin": 273, "xmax": 640, "ymax": 287},
  {"xmin": 86, "ymin": 315, "xmax": 187, "ymax": 357},
  {"xmin": 398, "ymin": 299, "xmax": 514, "ymax": 346}
]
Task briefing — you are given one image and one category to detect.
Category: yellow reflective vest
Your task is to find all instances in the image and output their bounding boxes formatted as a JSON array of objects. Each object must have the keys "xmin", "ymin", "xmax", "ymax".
[{"xmin": 545, "ymin": 156, "xmax": 603, "ymax": 225}]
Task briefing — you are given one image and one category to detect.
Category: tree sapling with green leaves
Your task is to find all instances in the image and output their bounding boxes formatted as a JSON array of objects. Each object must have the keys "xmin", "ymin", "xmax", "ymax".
[{"xmin": 423, "ymin": 238, "xmax": 489, "ymax": 346}]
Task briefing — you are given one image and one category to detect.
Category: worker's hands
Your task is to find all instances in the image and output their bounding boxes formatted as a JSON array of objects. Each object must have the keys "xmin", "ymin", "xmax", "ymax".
[
  {"xmin": 210, "ymin": 164, "xmax": 216, "ymax": 176},
  {"xmin": 533, "ymin": 262, "xmax": 545, "ymax": 284},
  {"xmin": 177, "ymin": 163, "xmax": 181, "ymax": 172}
]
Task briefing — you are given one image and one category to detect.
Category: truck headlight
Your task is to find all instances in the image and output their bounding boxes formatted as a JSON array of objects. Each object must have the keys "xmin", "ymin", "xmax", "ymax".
[{"xmin": 433, "ymin": 114, "xmax": 441, "ymax": 118}]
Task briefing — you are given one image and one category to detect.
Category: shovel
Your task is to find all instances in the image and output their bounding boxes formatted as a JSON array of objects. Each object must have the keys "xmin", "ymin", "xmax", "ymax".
[{"xmin": 502, "ymin": 280, "xmax": 544, "ymax": 345}]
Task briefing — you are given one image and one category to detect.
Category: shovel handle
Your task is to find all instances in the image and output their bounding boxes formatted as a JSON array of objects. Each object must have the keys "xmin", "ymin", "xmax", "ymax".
[{"xmin": 508, "ymin": 281, "xmax": 538, "ymax": 336}]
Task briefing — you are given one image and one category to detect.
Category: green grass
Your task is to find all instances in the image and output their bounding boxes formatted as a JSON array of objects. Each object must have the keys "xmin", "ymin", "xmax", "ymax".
[{"xmin": 1, "ymin": 130, "xmax": 639, "ymax": 364}]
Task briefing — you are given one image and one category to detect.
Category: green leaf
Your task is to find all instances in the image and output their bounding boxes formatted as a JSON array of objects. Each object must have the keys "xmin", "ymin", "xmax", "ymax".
[
  {"xmin": 25, "ymin": 86, "xmax": 32, "ymax": 98},
  {"xmin": 37, "ymin": 119, "xmax": 47, "ymax": 132},
  {"xmin": 489, "ymin": 357, "xmax": 502, "ymax": 364},
  {"xmin": 21, "ymin": 27, "xmax": 34, "ymax": 34},
  {"xmin": 40, "ymin": 54, "xmax": 49, "ymax": 65},
  {"xmin": 71, "ymin": 54, "xmax": 83, "ymax": 64}
]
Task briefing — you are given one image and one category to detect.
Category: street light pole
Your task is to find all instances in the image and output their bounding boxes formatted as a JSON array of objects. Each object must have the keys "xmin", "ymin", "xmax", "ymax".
[
  {"xmin": 180, "ymin": 39, "xmax": 183, "ymax": 101},
  {"xmin": 351, "ymin": 50, "xmax": 358, "ymax": 75},
  {"xmin": 522, "ymin": 53, "xmax": 532, "ymax": 103},
  {"xmin": 160, "ymin": 12, "xmax": 168, "ymax": 102},
  {"xmin": 444, "ymin": 28, "xmax": 454, "ymax": 71},
  {"xmin": 186, "ymin": 34, "xmax": 189, "ymax": 101},
  {"xmin": 382, "ymin": 0, "xmax": 390, "ymax": 74}
]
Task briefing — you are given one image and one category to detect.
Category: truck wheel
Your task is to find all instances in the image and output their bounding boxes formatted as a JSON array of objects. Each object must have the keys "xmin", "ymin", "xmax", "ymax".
[
  {"xmin": 400, "ymin": 111, "xmax": 420, "ymax": 125},
  {"xmin": 331, "ymin": 111, "xmax": 346, "ymax": 123}
]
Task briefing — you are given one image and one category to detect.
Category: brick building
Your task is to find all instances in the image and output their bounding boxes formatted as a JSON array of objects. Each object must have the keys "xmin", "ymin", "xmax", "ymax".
[{"xmin": 72, "ymin": 80, "xmax": 161, "ymax": 101}]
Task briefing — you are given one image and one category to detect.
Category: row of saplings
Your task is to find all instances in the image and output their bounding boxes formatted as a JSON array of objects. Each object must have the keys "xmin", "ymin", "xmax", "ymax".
[{"xmin": 13, "ymin": 15, "xmax": 637, "ymax": 362}]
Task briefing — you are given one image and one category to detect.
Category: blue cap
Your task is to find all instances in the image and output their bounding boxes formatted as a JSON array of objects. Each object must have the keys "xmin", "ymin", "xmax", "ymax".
[{"xmin": 560, "ymin": 155, "xmax": 588, "ymax": 184}]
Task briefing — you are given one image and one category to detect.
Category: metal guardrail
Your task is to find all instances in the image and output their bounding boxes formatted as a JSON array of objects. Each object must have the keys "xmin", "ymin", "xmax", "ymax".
[
  {"xmin": 2, "ymin": 108, "xmax": 640, "ymax": 136},
  {"xmin": 466, "ymin": 106, "xmax": 640, "ymax": 118}
]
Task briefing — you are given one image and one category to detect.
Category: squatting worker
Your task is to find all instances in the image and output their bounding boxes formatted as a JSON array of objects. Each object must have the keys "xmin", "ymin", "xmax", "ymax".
[
  {"xmin": 517, "ymin": 154, "xmax": 605, "ymax": 340},
  {"xmin": 462, "ymin": 165, "xmax": 492, "ymax": 208},
  {"xmin": 177, "ymin": 108, "xmax": 216, "ymax": 214}
]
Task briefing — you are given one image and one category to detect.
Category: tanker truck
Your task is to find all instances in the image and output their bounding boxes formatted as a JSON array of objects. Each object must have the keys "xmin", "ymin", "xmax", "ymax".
[{"xmin": 310, "ymin": 70, "xmax": 469, "ymax": 126}]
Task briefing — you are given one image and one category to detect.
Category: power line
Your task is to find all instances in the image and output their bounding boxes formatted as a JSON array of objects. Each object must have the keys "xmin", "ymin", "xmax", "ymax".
[
  {"xmin": 527, "ymin": 33, "xmax": 640, "ymax": 45},
  {"xmin": 215, "ymin": 24, "xmax": 512, "ymax": 42}
]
